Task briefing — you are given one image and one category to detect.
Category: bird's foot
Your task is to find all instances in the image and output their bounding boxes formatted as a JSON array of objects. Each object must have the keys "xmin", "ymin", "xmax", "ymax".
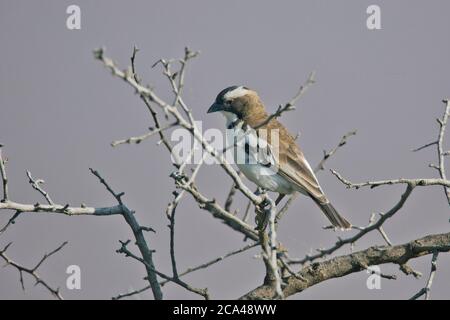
[{"xmin": 254, "ymin": 201, "xmax": 271, "ymax": 231}]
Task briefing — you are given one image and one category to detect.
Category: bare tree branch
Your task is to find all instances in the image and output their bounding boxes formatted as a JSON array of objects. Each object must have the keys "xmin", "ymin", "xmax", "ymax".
[
  {"xmin": 116, "ymin": 240, "xmax": 209, "ymax": 299},
  {"xmin": 412, "ymin": 100, "xmax": 450, "ymax": 205},
  {"xmin": 314, "ymin": 130, "xmax": 357, "ymax": 173},
  {"xmin": 0, "ymin": 241, "xmax": 67, "ymax": 300},
  {"xmin": 262, "ymin": 196, "xmax": 283, "ymax": 298},
  {"xmin": 241, "ymin": 232, "xmax": 450, "ymax": 300},
  {"xmin": 176, "ymin": 180, "xmax": 259, "ymax": 241},
  {"xmin": 411, "ymin": 141, "xmax": 437, "ymax": 152},
  {"xmin": 273, "ymin": 130, "xmax": 357, "ymax": 224},
  {"xmin": 254, "ymin": 72, "xmax": 316, "ymax": 129},
  {"xmin": 435, "ymin": 100, "xmax": 450, "ymax": 204},
  {"xmin": 94, "ymin": 48, "xmax": 264, "ymax": 208},
  {"xmin": 0, "ymin": 146, "xmax": 9, "ymax": 202},
  {"xmin": 128, "ymin": 46, "xmax": 180, "ymax": 166},
  {"xmin": 89, "ymin": 168, "xmax": 163, "ymax": 300},
  {"xmin": 0, "ymin": 152, "xmax": 164, "ymax": 299},
  {"xmin": 26, "ymin": 171, "xmax": 54, "ymax": 205},
  {"xmin": 115, "ymin": 242, "xmax": 258, "ymax": 300},
  {"xmin": 111, "ymin": 122, "xmax": 178, "ymax": 147},
  {"xmin": 410, "ymin": 251, "xmax": 439, "ymax": 300},
  {"xmin": 0, "ymin": 210, "xmax": 20, "ymax": 235},
  {"xmin": 288, "ymin": 181, "xmax": 414, "ymax": 266},
  {"xmin": 0, "ymin": 201, "xmax": 124, "ymax": 216},
  {"xmin": 3, "ymin": 47, "xmax": 448, "ymax": 300},
  {"xmin": 112, "ymin": 285, "xmax": 150, "ymax": 300},
  {"xmin": 161, "ymin": 242, "xmax": 259, "ymax": 286},
  {"xmin": 224, "ymin": 171, "xmax": 243, "ymax": 213},
  {"xmin": 329, "ymin": 170, "xmax": 450, "ymax": 189}
]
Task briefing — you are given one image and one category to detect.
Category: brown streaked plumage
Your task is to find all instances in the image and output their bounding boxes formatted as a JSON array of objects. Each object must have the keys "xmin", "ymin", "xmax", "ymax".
[{"xmin": 208, "ymin": 85, "xmax": 351, "ymax": 229}]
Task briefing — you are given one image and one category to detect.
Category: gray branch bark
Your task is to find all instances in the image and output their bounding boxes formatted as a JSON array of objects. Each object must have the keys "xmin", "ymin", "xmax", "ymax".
[{"xmin": 240, "ymin": 232, "xmax": 450, "ymax": 300}]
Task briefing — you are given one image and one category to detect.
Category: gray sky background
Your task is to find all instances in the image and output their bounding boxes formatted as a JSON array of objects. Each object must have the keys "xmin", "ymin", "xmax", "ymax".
[{"xmin": 1, "ymin": 0, "xmax": 450, "ymax": 299}]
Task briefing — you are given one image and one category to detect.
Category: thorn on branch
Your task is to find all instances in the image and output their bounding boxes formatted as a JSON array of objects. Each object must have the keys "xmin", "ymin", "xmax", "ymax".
[
  {"xmin": 140, "ymin": 226, "xmax": 156, "ymax": 233},
  {"xmin": 314, "ymin": 130, "xmax": 357, "ymax": 173},
  {"xmin": 400, "ymin": 263, "xmax": 422, "ymax": 279},
  {"xmin": 93, "ymin": 47, "xmax": 104, "ymax": 60}
]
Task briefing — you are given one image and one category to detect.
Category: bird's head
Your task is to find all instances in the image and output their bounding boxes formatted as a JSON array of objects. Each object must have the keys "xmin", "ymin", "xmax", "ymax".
[{"xmin": 207, "ymin": 86, "xmax": 266, "ymax": 122}]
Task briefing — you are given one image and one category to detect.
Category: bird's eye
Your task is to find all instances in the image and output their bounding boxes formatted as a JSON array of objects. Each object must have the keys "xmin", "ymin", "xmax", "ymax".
[{"xmin": 226, "ymin": 100, "xmax": 232, "ymax": 105}]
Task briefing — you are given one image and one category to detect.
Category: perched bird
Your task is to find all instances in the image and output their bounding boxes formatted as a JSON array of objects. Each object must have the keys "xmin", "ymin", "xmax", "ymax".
[{"xmin": 208, "ymin": 85, "xmax": 351, "ymax": 229}]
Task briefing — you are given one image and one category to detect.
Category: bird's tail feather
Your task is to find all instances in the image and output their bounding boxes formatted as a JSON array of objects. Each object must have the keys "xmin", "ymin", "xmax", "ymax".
[{"xmin": 312, "ymin": 198, "xmax": 351, "ymax": 230}]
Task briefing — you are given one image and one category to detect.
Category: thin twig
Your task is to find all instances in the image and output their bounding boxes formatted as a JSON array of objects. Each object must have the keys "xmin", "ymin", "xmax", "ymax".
[
  {"xmin": 242, "ymin": 200, "xmax": 252, "ymax": 223},
  {"xmin": 288, "ymin": 182, "xmax": 415, "ymax": 265},
  {"xmin": 410, "ymin": 252, "xmax": 439, "ymax": 300},
  {"xmin": 411, "ymin": 100, "xmax": 450, "ymax": 205},
  {"xmin": 276, "ymin": 131, "xmax": 355, "ymax": 224},
  {"xmin": 330, "ymin": 169, "xmax": 450, "ymax": 189},
  {"xmin": 254, "ymin": 72, "xmax": 316, "ymax": 130},
  {"xmin": 314, "ymin": 130, "xmax": 357, "ymax": 173},
  {"xmin": 0, "ymin": 210, "xmax": 20, "ymax": 235},
  {"xmin": 117, "ymin": 240, "xmax": 209, "ymax": 299},
  {"xmin": 224, "ymin": 172, "xmax": 243, "ymax": 213},
  {"xmin": 89, "ymin": 168, "xmax": 163, "ymax": 300},
  {"xmin": 260, "ymin": 195, "xmax": 283, "ymax": 299},
  {"xmin": 128, "ymin": 46, "xmax": 180, "ymax": 166},
  {"xmin": 377, "ymin": 225, "xmax": 393, "ymax": 246},
  {"xmin": 26, "ymin": 171, "xmax": 54, "ymax": 205},
  {"xmin": 161, "ymin": 242, "xmax": 258, "ymax": 286},
  {"xmin": 241, "ymin": 232, "xmax": 450, "ymax": 300},
  {"xmin": 111, "ymin": 122, "xmax": 178, "ymax": 147},
  {"xmin": 112, "ymin": 285, "xmax": 151, "ymax": 300},
  {"xmin": 0, "ymin": 200, "xmax": 124, "ymax": 216},
  {"xmin": 167, "ymin": 154, "xmax": 207, "ymax": 279},
  {"xmin": 0, "ymin": 147, "xmax": 9, "ymax": 202},
  {"xmin": 288, "ymin": 168, "xmax": 450, "ymax": 266},
  {"xmin": 411, "ymin": 141, "xmax": 437, "ymax": 152},
  {"xmin": 115, "ymin": 242, "xmax": 258, "ymax": 300},
  {"xmin": 95, "ymin": 48, "xmax": 264, "ymax": 207},
  {"xmin": 275, "ymin": 193, "xmax": 298, "ymax": 223},
  {"xmin": 436, "ymin": 100, "xmax": 450, "ymax": 204},
  {"xmin": 0, "ymin": 241, "xmax": 67, "ymax": 299}
]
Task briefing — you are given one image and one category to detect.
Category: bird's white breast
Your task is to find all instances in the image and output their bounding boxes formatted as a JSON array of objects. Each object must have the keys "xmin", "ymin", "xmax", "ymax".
[
  {"xmin": 236, "ymin": 162, "xmax": 294, "ymax": 194},
  {"xmin": 220, "ymin": 112, "xmax": 295, "ymax": 194}
]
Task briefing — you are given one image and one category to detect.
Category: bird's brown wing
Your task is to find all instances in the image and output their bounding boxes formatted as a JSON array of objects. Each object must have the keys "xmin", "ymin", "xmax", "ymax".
[
  {"xmin": 279, "ymin": 144, "xmax": 326, "ymax": 201},
  {"xmin": 262, "ymin": 120, "xmax": 327, "ymax": 202},
  {"xmin": 246, "ymin": 110, "xmax": 350, "ymax": 228}
]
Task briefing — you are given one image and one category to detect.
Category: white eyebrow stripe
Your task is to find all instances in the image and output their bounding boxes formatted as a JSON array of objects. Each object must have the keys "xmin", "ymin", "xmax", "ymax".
[{"xmin": 224, "ymin": 86, "xmax": 249, "ymax": 100}]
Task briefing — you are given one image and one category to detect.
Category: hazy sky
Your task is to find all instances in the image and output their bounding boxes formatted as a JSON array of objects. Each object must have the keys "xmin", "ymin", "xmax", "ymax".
[{"xmin": 1, "ymin": 0, "xmax": 450, "ymax": 299}]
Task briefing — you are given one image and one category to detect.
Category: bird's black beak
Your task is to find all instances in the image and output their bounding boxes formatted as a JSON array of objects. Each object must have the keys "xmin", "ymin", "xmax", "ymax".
[{"xmin": 207, "ymin": 102, "xmax": 223, "ymax": 113}]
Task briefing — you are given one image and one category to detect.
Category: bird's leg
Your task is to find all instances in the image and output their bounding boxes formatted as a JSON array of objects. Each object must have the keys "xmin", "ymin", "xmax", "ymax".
[
  {"xmin": 254, "ymin": 187, "xmax": 264, "ymax": 196},
  {"xmin": 275, "ymin": 194, "xmax": 286, "ymax": 206},
  {"xmin": 252, "ymin": 187, "xmax": 265, "ymax": 229},
  {"xmin": 255, "ymin": 188, "xmax": 271, "ymax": 231}
]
